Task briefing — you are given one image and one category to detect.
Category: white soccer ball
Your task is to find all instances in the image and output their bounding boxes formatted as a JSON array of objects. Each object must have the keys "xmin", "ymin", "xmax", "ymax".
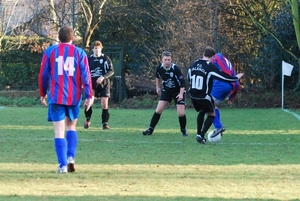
[{"xmin": 207, "ymin": 130, "xmax": 222, "ymax": 143}]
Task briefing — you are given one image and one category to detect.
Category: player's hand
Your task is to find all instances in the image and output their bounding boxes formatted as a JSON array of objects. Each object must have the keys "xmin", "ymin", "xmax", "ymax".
[
  {"xmin": 227, "ymin": 99, "xmax": 233, "ymax": 105},
  {"xmin": 176, "ymin": 94, "xmax": 183, "ymax": 101},
  {"xmin": 85, "ymin": 96, "xmax": 94, "ymax": 111},
  {"xmin": 156, "ymin": 88, "xmax": 161, "ymax": 96},
  {"xmin": 40, "ymin": 95, "xmax": 48, "ymax": 106},
  {"xmin": 236, "ymin": 73, "xmax": 244, "ymax": 80},
  {"xmin": 96, "ymin": 76, "xmax": 104, "ymax": 85}
]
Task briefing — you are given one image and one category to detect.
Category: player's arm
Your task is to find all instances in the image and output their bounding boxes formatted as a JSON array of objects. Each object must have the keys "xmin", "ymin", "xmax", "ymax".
[
  {"xmin": 211, "ymin": 63, "xmax": 242, "ymax": 82},
  {"xmin": 39, "ymin": 53, "xmax": 49, "ymax": 106},
  {"xmin": 176, "ymin": 87, "xmax": 185, "ymax": 101},
  {"xmin": 175, "ymin": 66, "xmax": 186, "ymax": 99},
  {"xmin": 97, "ymin": 56, "xmax": 114, "ymax": 84},
  {"xmin": 102, "ymin": 56, "xmax": 114, "ymax": 79},
  {"xmin": 80, "ymin": 53, "xmax": 94, "ymax": 109},
  {"xmin": 156, "ymin": 78, "xmax": 161, "ymax": 95}
]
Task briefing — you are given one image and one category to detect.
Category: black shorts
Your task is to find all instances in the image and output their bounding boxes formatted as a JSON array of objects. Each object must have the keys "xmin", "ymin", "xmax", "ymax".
[
  {"xmin": 92, "ymin": 79, "xmax": 111, "ymax": 98},
  {"xmin": 160, "ymin": 91, "xmax": 186, "ymax": 105},
  {"xmin": 191, "ymin": 95, "xmax": 215, "ymax": 113}
]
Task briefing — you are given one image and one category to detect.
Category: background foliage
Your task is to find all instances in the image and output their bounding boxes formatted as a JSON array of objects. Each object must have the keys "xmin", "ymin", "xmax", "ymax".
[{"xmin": 0, "ymin": 0, "xmax": 299, "ymax": 105}]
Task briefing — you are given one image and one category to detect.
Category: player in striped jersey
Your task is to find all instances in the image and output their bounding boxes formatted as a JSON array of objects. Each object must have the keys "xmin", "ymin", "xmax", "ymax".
[
  {"xmin": 211, "ymin": 53, "xmax": 243, "ymax": 136},
  {"xmin": 39, "ymin": 26, "xmax": 93, "ymax": 173},
  {"xmin": 187, "ymin": 46, "xmax": 243, "ymax": 144}
]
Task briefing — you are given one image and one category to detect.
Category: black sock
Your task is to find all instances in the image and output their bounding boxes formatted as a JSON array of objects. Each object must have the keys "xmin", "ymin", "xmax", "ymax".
[
  {"xmin": 201, "ymin": 115, "xmax": 215, "ymax": 138},
  {"xmin": 197, "ymin": 112, "xmax": 205, "ymax": 134},
  {"xmin": 85, "ymin": 106, "xmax": 93, "ymax": 121},
  {"xmin": 149, "ymin": 112, "xmax": 161, "ymax": 129},
  {"xmin": 102, "ymin": 109, "xmax": 109, "ymax": 124},
  {"xmin": 179, "ymin": 115, "xmax": 186, "ymax": 130}
]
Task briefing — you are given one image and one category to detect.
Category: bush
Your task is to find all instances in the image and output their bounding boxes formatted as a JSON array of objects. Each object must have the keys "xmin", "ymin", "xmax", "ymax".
[
  {"xmin": 0, "ymin": 89, "xmax": 300, "ymax": 109},
  {"xmin": 0, "ymin": 96, "xmax": 10, "ymax": 106},
  {"xmin": 13, "ymin": 97, "xmax": 39, "ymax": 107}
]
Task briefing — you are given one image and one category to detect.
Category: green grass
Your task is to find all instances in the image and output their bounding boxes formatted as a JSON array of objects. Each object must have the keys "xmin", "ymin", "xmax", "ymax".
[{"xmin": 0, "ymin": 107, "xmax": 300, "ymax": 201}]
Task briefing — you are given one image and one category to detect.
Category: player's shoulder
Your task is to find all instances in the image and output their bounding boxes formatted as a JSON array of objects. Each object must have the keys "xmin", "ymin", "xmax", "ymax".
[
  {"xmin": 155, "ymin": 63, "xmax": 163, "ymax": 69},
  {"xmin": 172, "ymin": 63, "xmax": 181, "ymax": 69},
  {"xmin": 190, "ymin": 59, "xmax": 208, "ymax": 67},
  {"xmin": 43, "ymin": 44, "xmax": 57, "ymax": 54}
]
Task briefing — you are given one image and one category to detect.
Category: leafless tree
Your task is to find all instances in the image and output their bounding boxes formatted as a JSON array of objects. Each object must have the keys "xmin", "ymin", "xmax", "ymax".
[
  {"xmin": 78, "ymin": 0, "xmax": 107, "ymax": 49},
  {"xmin": 0, "ymin": 0, "xmax": 34, "ymax": 49}
]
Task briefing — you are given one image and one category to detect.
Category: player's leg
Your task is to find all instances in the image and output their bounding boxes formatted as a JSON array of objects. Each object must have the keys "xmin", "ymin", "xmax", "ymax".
[
  {"xmin": 175, "ymin": 92, "xmax": 187, "ymax": 136},
  {"xmin": 176, "ymin": 104, "xmax": 187, "ymax": 136},
  {"xmin": 195, "ymin": 99, "xmax": 215, "ymax": 144},
  {"xmin": 213, "ymin": 106, "xmax": 225, "ymax": 135},
  {"xmin": 211, "ymin": 83, "xmax": 231, "ymax": 134},
  {"xmin": 101, "ymin": 97, "xmax": 110, "ymax": 129},
  {"xmin": 143, "ymin": 91, "xmax": 170, "ymax": 135},
  {"xmin": 84, "ymin": 89, "xmax": 95, "ymax": 129},
  {"xmin": 201, "ymin": 111, "xmax": 215, "ymax": 137},
  {"xmin": 84, "ymin": 106, "xmax": 92, "ymax": 128},
  {"xmin": 49, "ymin": 104, "xmax": 67, "ymax": 173},
  {"xmin": 211, "ymin": 83, "xmax": 224, "ymax": 129},
  {"xmin": 65, "ymin": 105, "xmax": 80, "ymax": 172},
  {"xmin": 142, "ymin": 100, "xmax": 169, "ymax": 135},
  {"xmin": 101, "ymin": 84, "xmax": 111, "ymax": 130}
]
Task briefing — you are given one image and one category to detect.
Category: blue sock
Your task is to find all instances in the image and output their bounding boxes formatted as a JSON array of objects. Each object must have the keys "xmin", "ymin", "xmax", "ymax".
[
  {"xmin": 66, "ymin": 130, "xmax": 78, "ymax": 158},
  {"xmin": 54, "ymin": 138, "xmax": 67, "ymax": 168},
  {"xmin": 213, "ymin": 108, "xmax": 223, "ymax": 129}
]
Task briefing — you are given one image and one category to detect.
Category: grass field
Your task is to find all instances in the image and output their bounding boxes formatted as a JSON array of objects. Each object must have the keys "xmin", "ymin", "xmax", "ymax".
[{"xmin": 0, "ymin": 107, "xmax": 300, "ymax": 201}]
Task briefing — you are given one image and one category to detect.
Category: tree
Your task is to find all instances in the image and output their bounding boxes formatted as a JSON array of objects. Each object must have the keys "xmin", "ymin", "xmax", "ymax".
[
  {"xmin": 0, "ymin": 0, "xmax": 34, "ymax": 49},
  {"xmin": 78, "ymin": 0, "xmax": 107, "ymax": 49}
]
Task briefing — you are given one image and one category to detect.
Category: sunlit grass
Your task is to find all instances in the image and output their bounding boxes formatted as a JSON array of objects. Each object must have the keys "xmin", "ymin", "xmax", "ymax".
[{"xmin": 0, "ymin": 163, "xmax": 299, "ymax": 200}]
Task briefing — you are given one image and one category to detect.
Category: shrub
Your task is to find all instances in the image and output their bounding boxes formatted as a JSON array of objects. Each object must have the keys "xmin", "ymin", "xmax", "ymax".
[{"xmin": 13, "ymin": 97, "xmax": 39, "ymax": 107}]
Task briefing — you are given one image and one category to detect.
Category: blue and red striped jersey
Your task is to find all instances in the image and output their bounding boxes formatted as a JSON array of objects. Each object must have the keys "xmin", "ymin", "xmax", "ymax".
[
  {"xmin": 212, "ymin": 53, "xmax": 240, "ymax": 101},
  {"xmin": 39, "ymin": 43, "xmax": 93, "ymax": 106}
]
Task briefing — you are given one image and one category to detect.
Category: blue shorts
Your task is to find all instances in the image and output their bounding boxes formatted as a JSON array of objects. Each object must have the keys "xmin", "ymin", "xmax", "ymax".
[
  {"xmin": 211, "ymin": 81, "xmax": 232, "ymax": 104},
  {"xmin": 47, "ymin": 104, "xmax": 80, "ymax": 122}
]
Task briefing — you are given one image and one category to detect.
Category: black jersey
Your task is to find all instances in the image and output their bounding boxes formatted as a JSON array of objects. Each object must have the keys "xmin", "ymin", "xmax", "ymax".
[
  {"xmin": 88, "ymin": 54, "xmax": 114, "ymax": 84},
  {"xmin": 155, "ymin": 63, "xmax": 186, "ymax": 93},
  {"xmin": 187, "ymin": 59, "xmax": 238, "ymax": 99}
]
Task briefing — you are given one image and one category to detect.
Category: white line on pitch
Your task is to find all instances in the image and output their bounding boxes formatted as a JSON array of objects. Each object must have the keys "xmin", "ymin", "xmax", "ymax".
[{"xmin": 283, "ymin": 109, "xmax": 300, "ymax": 121}]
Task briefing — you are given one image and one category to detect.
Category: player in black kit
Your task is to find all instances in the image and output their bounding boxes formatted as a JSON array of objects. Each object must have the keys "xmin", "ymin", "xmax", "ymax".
[
  {"xmin": 187, "ymin": 46, "xmax": 243, "ymax": 144},
  {"xmin": 142, "ymin": 51, "xmax": 188, "ymax": 136},
  {"xmin": 84, "ymin": 40, "xmax": 114, "ymax": 130}
]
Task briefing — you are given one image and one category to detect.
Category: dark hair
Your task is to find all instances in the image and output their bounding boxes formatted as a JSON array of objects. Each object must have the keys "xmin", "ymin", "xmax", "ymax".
[
  {"xmin": 58, "ymin": 26, "xmax": 73, "ymax": 43},
  {"xmin": 203, "ymin": 46, "xmax": 216, "ymax": 58},
  {"xmin": 92, "ymin": 40, "xmax": 103, "ymax": 49},
  {"xmin": 162, "ymin": 51, "xmax": 172, "ymax": 57}
]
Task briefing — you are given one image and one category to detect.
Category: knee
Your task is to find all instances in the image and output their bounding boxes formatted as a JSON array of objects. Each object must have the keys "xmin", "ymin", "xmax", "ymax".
[{"xmin": 178, "ymin": 112, "xmax": 185, "ymax": 117}]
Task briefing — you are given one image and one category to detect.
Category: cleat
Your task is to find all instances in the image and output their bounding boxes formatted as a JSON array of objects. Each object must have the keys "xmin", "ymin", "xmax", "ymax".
[
  {"xmin": 181, "ymin": 129, "xmax": 188, "ymax": 136},
  {"xmin": 142, "ymin": 128, "xmax": 153, "ymax": 135},
  {"xmin": 103, "ymin": 124, "xmax": 110, "ymax": 130},
  {"xmin": 56, "ymin": 166, "xmax": 67, "ymax": 174},
  {"xmin": 67, "ymin": 157, "xmax": 75, "ymax": 173},
  {"xmin": 211, "ymin": 127, "xmax": 225, "ymax": 138},
  {"xmin": 196, "ymin": 134, "xmax": 206, "ymax": 144},
  {"xmin": 84, "ymin": 121, "xmax": 91, "ymax": 129}
]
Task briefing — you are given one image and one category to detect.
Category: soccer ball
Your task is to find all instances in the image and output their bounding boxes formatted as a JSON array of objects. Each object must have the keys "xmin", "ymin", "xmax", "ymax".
[{"xmin": 207, "ymin": 130, "xmax": 222, "ymax": 143}]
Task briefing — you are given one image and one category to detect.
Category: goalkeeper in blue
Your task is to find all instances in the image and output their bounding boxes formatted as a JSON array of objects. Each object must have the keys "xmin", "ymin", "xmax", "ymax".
[
  {"xmin": 39, "ymin": 26, "xmax": 93, "ymax": 173},
  {"xmin": 211, "ymin": 53, "xmax": 243, "ymax": 137}
]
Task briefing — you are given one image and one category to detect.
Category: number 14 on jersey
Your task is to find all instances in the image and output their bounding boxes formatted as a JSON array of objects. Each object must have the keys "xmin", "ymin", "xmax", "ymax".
[{"xmin": 56, "ymin": 56, "xmax": 75, "ymax": 76}]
